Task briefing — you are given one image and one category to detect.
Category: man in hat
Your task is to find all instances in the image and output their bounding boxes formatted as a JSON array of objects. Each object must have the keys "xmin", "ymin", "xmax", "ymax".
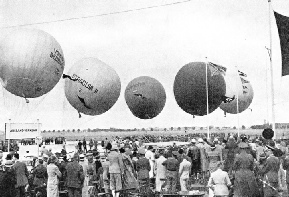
[
  {"xmin": 65, "ymin": 153, "xmax": 84, "ymax": 197},
  {"xmin": 162, "ymin": 151, "xmax": 179, "ymax": 194},
  {"xmin": 33, "ymin": 157, "xmax": 48, "ymax": 188},
  {"xmin": 1, "ymin": 158, "xmax": 16, "ymax": 197},
  {"xmin": 136, "ymin": 148, "xmax": 151, "ymax": 196},
  {"xmin": 187, "ymin": 139, "xmax": 201, "ymax": 179},
  {"xmin": 259, "ymin": 146, "xmax": 281, "ymax": 197},
  {"xmin": 107, "ymin": 144, "xmax": 124, "ymax": 197},
  {"xmin": 154, "ymin": 148, "xmax": 167, "ymax": 193},
  {"xmin": 13, "ymin": 153, "xmax": 29, "ymax": 197},
  {"xmin": 197, "ymin": 138, "xmax": 209, "ymax": 180},
  {"xmin": 233, "ymin": 142, "xmax": 259, "ymax": 197}
]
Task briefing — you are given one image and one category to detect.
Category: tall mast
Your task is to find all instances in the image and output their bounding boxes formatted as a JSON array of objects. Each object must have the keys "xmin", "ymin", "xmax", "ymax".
[{"xmin": 268, "ymin": 0, "xmax": 276, "ymax": 138}]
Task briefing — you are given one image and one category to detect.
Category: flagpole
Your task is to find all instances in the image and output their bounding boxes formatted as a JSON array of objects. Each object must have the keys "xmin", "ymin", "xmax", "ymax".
[
  {"xmin": 268, "ymin": 0, "xmax": 276, "ymax": 138},
  {"xmin": 205, "ymin": 58, "xmax": 210, "ymax": 140},
  {"xmin": 236, "ymin": 67, "xmax": 240, "ymax": 137}
]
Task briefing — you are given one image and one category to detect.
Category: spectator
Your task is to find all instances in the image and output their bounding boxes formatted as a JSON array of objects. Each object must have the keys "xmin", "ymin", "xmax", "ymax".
[
  {"xmin": 65, "ymin": 153, "xmax": 84, "ymax": 197},
  {"xmin": 47, "ymin": 155, "xmax": 62, "ymax": 197},
  {"xmin": 107, "ymin": 144, "xmax": 124, "ymax": 197},
  {"xmin": 207, "ymin": 161, "xmax": 231, "ymax": 197},
  {"xmin": 13, "ymin": 153, "xmax": 29, "ymax": 197},
  {"xmin": 83, "ymin": 138, "xmax": 87, "ymax": 153},
  {"xmin": 33, "ymin": 157, "xmax": 48, "ymax": 188},
  {"xmin": 179, "ymin": 156, "xmax": 191, "ymax": 191},
  {"xmin": 136, "ymin": 148, "xmax": 151, "ymax": 196}
]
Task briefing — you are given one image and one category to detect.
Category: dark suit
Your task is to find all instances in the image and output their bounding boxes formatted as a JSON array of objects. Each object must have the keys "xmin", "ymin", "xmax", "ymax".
[
  {"xmin": 13, "ymin": 161, "xmax": 29, "ymax": 197},
  {"xmin": 65, "ymin": 161, "xmax": 85, "ymax": 197},
  {"xmin": 33, "ymin": 164, "xmax": 47, "ymax": 187}
]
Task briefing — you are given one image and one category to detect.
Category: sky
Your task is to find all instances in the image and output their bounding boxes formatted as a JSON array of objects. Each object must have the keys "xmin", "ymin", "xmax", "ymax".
[{"xmin": 0, "ymin": 0, "xmax": 289, "ymax": 131}]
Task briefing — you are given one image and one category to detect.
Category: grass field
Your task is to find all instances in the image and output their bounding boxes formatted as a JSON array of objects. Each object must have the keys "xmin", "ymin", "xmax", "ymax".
[
  {"xmin": 38, "ymin": 128, "xmax": 289, "ymax": 141},
  {"xmin": 1, "ymin": 128, "xmax": 288, "ymax": 141}
]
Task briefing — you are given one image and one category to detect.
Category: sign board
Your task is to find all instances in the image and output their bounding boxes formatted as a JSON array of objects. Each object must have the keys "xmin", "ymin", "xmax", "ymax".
[{"xmin": 5, "ymin": 122, "xmax": 41, "ymax": 140}]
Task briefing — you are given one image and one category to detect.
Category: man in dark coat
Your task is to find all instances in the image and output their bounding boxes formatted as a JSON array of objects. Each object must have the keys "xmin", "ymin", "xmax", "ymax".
[
  {"xmin": 187, "ymin": 139, "xmax": 201, "ymax": 178},
  {"xmin": 136, "ymin": 148, "xmax": 151, "ymax": 196},
  {"xmin": 33, "ymin": 157, "xmax": 48, "ymax": 187},
  {"xmin": 13, "ymin": 153, "xmax": 29, "ymax": 197},
  {"xmin": 65, "ymin": 153, "xmax": 85, "ymax": 197},
  {"xmin": 260, "ymin": 146, "xmax": 281, "ymax": 197}
]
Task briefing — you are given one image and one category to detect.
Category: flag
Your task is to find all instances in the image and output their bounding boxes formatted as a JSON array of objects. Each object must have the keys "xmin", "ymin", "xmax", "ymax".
[
  {"xmin": 274, "ymin": 11, "xmax": 289, "ymax": 76},
  {"xmin": 238, "ymin": 70, "xmax": 247, "ymax": 77},
  {"xmin": 240, "ymin": 77, "xmax": 250, "ymax": 84},
  {"xmin": 208, "ymin": 62, "xmax": 227, "ymax": 76}
]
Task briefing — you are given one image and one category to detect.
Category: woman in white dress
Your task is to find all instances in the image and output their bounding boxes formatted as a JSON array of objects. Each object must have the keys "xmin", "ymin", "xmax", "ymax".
[{"xmin": 47, "ymin": 155, "xmax": 62, "ymax": 197}]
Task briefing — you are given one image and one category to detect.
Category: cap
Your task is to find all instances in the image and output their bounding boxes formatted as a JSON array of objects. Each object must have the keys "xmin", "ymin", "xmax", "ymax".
[
  {"xmin": 198, "ymin": 138, "xmax": 204, "ymax": 143},
  {"xmin": 191, "ymin": 139, "xmax": 196, "ymax": 143},
  {"xmin": 210, "ymin": 144, "xmax": 216, "ymax": 149},
  {"xmin": 172, "ymin": 151, "xmax": 179, "ymax": 156},
  {"xmin": 38, "ymin": 157, "xmax": 43, "ymax": 160}
]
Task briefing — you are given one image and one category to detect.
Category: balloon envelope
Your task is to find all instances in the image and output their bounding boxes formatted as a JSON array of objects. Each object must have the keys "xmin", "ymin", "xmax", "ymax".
[
  {"xmin": 0, "ymin": 28, "xmax": 65, "ymax": 98},
  {"xmin": 173, "ymin": 62, "xmax": 226, "ymax": 116},
  {"xmin": 125, "ymin": 76, "xmax": 166, "ymax": 119},
  {"xmin": 220, "ymin": 69, "xmax": 254, "ymax": 114},
  {"xmin": 64, "ymin": 58, "xmax": 121, "ymax": 116}
]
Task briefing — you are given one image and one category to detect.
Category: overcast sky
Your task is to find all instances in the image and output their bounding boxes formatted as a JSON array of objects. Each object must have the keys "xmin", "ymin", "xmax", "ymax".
[{"xmin": 1, "ymin": 0, "xmax": 289, "ymax": 131}]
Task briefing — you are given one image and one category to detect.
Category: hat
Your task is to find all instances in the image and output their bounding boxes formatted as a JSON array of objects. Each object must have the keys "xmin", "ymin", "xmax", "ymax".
[
  {"xmin": 214, "ymin": 138, "xmax": 219, "ymax": 142},
  {"xmin": 86, "ymin": 153, "xmax": 93, "ymax": 157},
  {"xmin": 172, "ymin": 151, "xmax": 179, "ymax": 156},
  {"xmin": 138, "ymin": 148, "xmax": 146, "ymax": 155},
  {"xmin": 49, "ymin": 155, "xmax": 58, "ymax": 163},
  {"xmin": 238, "ymin": 142, "xmax": 249, "ymax": 149},
  {"xmin": 210, "ymin": 144, "xmax": 216, "ymax": 149},
  {"xmin": 191, "ymin": 139, "xmax": 196, "ymax": 143},
  {"xmin": 4, "ymin": 160, "xmax": 13, "ymax": 167},
  {"xmin": 38, "ymin": 157, "xmax": 43, "ymax": 160},
  {"xmin": 148, "ymin": 145, "xmax": 153, "ymax": 150},
  {"xmin": 266, "ymin": 145, "xmax": 275, "ymax": 151},
  {"xmin": 198, "ymin": 138, "xmax": 204, "ymax": 143}
]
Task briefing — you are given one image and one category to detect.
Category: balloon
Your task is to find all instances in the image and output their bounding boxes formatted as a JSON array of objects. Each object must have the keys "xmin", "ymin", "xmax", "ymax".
[
  {"xmin": 220, "ymin": 69, "xmax": 254, "ymax": 114},
  {"xmin": 0, "ymin": 28, "xmax": 65, "ymax": 98},
  {"xmin": 262, "ymin": 128, "xmax": 274, "ymax": 140},
  {"xmin": 64, "ymin": 58, "xmax": 121, "ymax": 116},
  {"xmin": 173, "ymin": 62, "xmax": 226, "ymax": 116},
  {"xmin": 125, "ymin": 76, "xmax": 166, "ymax": 119}
]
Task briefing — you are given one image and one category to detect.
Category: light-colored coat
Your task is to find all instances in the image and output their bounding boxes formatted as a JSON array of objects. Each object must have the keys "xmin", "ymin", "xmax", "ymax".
[
  {"xmin": 47, "ymin": 163, "xmax": 61, "ymax": 197},
  {"xmin": 208, "ymin": 169, "xmax": 231, "ymax": 196},
  {"xmin": 154, "ymin": 155, "xmax": 167, "ymax": 192}
]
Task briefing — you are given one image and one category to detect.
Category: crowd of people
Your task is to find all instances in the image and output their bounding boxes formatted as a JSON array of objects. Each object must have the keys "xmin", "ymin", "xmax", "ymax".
[{"xmin": 0, "ymin": 130, "xmax": 289, "ymax": 197}]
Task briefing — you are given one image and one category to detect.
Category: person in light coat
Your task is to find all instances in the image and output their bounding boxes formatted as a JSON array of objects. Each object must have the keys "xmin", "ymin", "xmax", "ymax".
[
  {"xmin": 145, "ymin": 145, "xmax": 155, "ymax": 179},
  {"xmin": 207, "ymin": 161, "xmax": 231, "ymax": 197},
  {"xmin": 47, "ymin": 155, "xmax": 62, "ymax": 197},
  {"xmin": 179, "ymin": 157, "xmax": 191, "ymax": 191},
  {"xmin": 154, "ymin": 149, "xmax": 167, "ymax": 193}
]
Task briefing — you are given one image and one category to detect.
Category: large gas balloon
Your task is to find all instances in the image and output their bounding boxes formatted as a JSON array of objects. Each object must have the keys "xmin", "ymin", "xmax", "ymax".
[
  {"xmin": 64, "ymin": 58, "xmax": 121, "ymax": 116},
  {"xmin": 125, "ymin": 76, "xmax": 166, "ymax": 119},
  {"xmin": 173, "ymin": 62, "xmax": 226, "ymax": 116},
  {"xmin": 0, "ymin": 28, "xmax": 65, "ymax": 98},
  {"xmin": 220, "ymin": 69, "xmax": 254, "ymax": 114}
]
